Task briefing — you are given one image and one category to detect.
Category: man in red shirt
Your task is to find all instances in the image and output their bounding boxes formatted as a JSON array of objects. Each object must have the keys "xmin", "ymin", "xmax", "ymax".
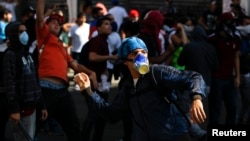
[{"xmin": 35, "ymin": 0, "xmax": 98, "ymax": 140}]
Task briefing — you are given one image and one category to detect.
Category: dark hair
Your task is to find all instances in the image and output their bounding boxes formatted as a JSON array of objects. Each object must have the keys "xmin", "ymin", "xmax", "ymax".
[
  {"xmin": 5, "ymin": 22, "xmax": 28, "ymax": 53},
  {"xmin": 5, "ymin": 21, "xmax": 21, "ymax": 40},
  {"xmin": 92, "ymin": 6, "xmax": 102, "ymax": 17},
  {"xmin": 21, "ymin": 6, "xmax": 36, "ymax": 17},
  {"xmin": 176, "ymin": 16, "xmax": 191, "ymax": 24},
  {"xmin": 96, "ymin": 16, "xmax": 111, "ymax": 27},
  {"xmin": 0, "ymin": 8, "xmax": 11, "ymax": 19},
  {"xmin": 77, "ymin": 12, "xmax": 86, "ymax": 19},
  {"xmin": 111, "ymin": 21, "xmax": 118, "ymax": 32},
  {"xmin": 83, "ymin": 0, "xmax": 92, "ymax": 10},
  {"xmin": 112, "ymin": 0, "xmax": 119, "ymax": 5},
  {"xmin": 120, "ymin": 21, "xmax": 140, "ymax": 36}
]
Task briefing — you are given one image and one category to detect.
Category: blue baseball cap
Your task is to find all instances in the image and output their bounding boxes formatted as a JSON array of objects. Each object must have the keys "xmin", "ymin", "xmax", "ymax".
[{"xmin": 118, "ymin": 37, "xmax": 148, "ymax": 59}]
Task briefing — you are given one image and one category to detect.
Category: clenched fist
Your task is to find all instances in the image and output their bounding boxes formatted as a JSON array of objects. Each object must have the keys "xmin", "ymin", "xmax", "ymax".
[{"xmin": 73, "ymin": 73, "xmax": 91, "ymax": 91}]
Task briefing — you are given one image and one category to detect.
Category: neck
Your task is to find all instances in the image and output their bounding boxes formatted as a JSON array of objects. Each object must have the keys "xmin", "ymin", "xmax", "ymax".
[{"xmin": 129, "ymin": 67, "xmax": 141, "ymax": 79}]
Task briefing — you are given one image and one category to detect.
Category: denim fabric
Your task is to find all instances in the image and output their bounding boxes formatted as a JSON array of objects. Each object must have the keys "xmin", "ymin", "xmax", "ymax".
[
  {"xmin": 39, "ymin": 80, "xmax": 66, "ymax": 89},
  {"xmin": 209, "ymin": 78, "xmax": 239, "ymax": 124}
]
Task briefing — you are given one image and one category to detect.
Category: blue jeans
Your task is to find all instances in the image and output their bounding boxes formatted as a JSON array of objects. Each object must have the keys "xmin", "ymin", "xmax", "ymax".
[
  {"xmin": 239, "ymin": 73, "xmax": 250, "ymax": 124},
  {"xmin": 209, "ymin": 78, "xmax": 239, "ymax": 125}
]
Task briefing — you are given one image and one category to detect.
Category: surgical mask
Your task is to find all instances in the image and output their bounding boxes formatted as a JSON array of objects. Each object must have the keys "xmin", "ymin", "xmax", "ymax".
[
  {"xmin": 133, "ymin": 54, "xmax": 149, "ymax": 75},
  {"xmin": 183, "ymin": 25, "xmax": 194, "ymax": 33},
  {"xmin": 19, "ymin": 31, "xmax": 29, "ymax": 45}
]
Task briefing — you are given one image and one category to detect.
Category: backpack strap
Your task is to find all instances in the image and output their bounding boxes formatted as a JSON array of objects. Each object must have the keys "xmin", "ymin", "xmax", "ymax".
[
  {"xmin": 18, "ymin": 122, "xmax": 33, "ymax": 141},
  {"xmin": 151, "ymin": 64, "xmax": 171, "ymax": 103},
  {"xmin": 150, "ymin": 64, "xmax": 191, "ymax": 126}
]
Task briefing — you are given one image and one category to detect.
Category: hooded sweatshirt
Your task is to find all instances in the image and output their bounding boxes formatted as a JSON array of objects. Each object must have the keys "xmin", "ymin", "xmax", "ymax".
[
  {"xmin": 3, "ymin": 22, "xmax": 44, "ymax": 115},
  {"xmin": 178, "ymin": 25, "xmax": 218, "ymax": 86}
]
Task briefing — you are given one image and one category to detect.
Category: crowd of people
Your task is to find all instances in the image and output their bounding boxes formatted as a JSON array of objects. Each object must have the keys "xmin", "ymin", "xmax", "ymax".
[{"xmin": 0, "ymin": 0, "xmax": 250, "ymax": 141}]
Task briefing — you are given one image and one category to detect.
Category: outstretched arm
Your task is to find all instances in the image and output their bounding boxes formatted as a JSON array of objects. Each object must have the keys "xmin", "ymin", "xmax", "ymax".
[
  {"xmin": 36, "ymin": 0, "xmax": 46, "ymax": 29},
  {"xmin": 70, "ymin": 61, "xmax": 98, "ymax": 89},
  {"xmin": 74, "ymin": 72, "xmax": 92, "ymax": 92}
]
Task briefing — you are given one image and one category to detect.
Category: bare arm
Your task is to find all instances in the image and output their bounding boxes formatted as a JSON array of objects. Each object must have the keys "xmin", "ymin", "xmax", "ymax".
[
  {"xmin": 89, "ymin": 52, "xmax": 118, "ymax": 62},
  {"xmin": 148, "ymin": 44, "xmax": 175, "ymax": 64},
  {"xmin": 36, "ymin": 0, "xmax": 46, "ymax": 29},
  {"xmin": 177, "ymin": 23, "xmax": 189, "ymax": 45},
  {"xmin": 234, "ymin": 50, "xmax": 240, "ymax": 87},
  {"xmin": 69, "ymin": 61, "xmax": 98, "ymax": 89},
  {"xmin": 62, "ymin": 22, "xmax": 75, "ymax": 33}
]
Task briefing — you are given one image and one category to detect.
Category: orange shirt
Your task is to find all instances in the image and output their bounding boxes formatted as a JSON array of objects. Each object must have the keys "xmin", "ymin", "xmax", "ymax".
[{"xmin": 36, "ymin": 23, "xmax": 73, "ymax": 83}]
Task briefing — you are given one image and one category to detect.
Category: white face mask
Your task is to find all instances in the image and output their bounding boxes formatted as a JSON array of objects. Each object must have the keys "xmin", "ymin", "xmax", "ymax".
[
  {"xmin": 19, "ymin": 31, "xmax": 29, "ymax": 45},
  {"xmin": 183, "ymin": 25, "xmax": 194, "ymax": 33},
  {"xmin": 237, "ymin": 25, "xmax": 250, "ymax": 37}
]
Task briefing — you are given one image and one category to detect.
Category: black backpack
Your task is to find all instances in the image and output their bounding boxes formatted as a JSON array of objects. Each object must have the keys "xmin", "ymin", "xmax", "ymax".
[{"xmin": 79, "ymin": 40, "xmax": 91, "ymax": 66}]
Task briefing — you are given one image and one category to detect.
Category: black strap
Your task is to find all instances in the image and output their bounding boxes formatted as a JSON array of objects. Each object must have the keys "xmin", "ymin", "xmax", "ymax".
[
  {"xmin": 18, "ymin": 122, "xmax": 34, "ymax": 141},
  {"xmin": 150, "ymin": 65, "xmax": 191, "ymax": 127}
]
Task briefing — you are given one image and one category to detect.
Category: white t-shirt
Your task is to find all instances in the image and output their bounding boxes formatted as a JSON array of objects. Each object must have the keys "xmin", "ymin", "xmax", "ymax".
[
  {"xmin": 159, "ymin": 30, "xmax": 166, "ymax": 55},
  {"xmin": 108, "ymin": 6, "xmax": 128, "ymax": 31},
  {"xmin": 68, "ymin": 23, "xmax": 90, "ymax": 53},
  {"xmin": 107, "ymin": 31, "xmax": 121, "ymax": 69}
]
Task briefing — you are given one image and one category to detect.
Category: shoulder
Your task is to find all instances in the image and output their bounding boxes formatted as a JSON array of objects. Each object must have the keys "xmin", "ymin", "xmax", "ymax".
[
  {"xmin": 84, "ymin": 23, "xmax": 90, "ymax": 28},
  {"xmin": 69, "ymin": 24, "xmax": 78, "ymax": 30},
  {"xmin": 3, "ymin": 49, "xmax": 17, "ymax": 61},
  {"xmin": 150, "ymin": 64, "xmax": 170, "ymax": 72},
  {"xmin": 70, "ymin": 24, "xmax": 77, "ymax": 28},
  {"xmin": 108, "ymin": 32, "xmax": 121, "ymax": 40}
]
